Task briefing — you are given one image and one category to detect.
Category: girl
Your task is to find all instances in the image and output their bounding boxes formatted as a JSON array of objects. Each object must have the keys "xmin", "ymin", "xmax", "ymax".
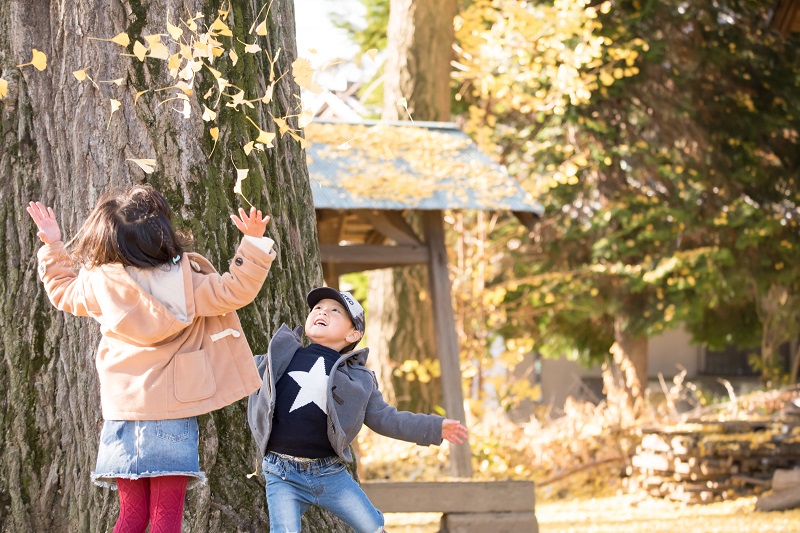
[{"xmin": 27, "ymin": 185, "xmax": 276, "ymax": 533}]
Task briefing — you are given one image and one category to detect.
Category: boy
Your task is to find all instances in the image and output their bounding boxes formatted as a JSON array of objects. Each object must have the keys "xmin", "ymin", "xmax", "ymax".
[{"xmin": 247, "ymin": 287, "xmax": 468, "ymax": 533}]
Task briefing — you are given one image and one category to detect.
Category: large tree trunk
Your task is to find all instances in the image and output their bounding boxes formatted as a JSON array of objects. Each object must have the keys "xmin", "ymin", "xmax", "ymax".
[
  {"xmin": 0, "ymin": 1, "xmax": 348, "ymax": 531},
  {"xmin": 368, "ymin": 0, "xmax": 474, "ymax": 475},
  {"xmin": 368, "ymin": 0, "xmax": 456, "ymax": 412}
]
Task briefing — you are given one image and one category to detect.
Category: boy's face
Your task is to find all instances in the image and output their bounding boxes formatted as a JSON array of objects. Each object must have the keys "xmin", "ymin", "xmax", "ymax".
[{"xmin": 305, "ymin": 298, "xmax": 362, "ymax": 352}]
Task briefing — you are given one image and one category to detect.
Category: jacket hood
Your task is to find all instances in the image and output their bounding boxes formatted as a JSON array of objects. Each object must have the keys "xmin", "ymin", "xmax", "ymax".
[{"xmin": 90, "ymin": 256, "xmax": 197, "ymax": 345}]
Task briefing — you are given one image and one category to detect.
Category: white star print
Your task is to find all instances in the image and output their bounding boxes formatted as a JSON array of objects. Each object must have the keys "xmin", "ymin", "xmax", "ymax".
[{"xmin": 288, "ymin": 357, "xmax": 329, "ymax": 413}]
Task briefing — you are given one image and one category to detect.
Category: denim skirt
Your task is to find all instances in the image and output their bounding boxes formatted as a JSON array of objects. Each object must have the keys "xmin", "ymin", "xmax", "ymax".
[{"xmin": 92, "ymin": 417, "xmax": 206, "ymax": 490}]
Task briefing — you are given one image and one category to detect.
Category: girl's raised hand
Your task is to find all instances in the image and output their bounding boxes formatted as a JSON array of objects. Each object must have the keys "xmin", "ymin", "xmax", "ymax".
[
  {"xmin": 26, "ymin": 201, "xmax": 62, "ymax": 244},
  {"xmin": 230, "ymin": 206, "xmax": 271, "ymax": 238}
]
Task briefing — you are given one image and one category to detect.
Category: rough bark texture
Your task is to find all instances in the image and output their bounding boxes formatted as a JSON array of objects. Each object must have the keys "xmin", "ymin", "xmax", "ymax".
[
  {"xmin": 0, "ymin": 0, "xmax": 349, "ymax": 531},
  {"xmin": 366, "ymin": 0, "xmax": 456, "ymax": 415},
  {"xmin": 382, "ymin": 0, "xmax": 456, "ymax": 121}
]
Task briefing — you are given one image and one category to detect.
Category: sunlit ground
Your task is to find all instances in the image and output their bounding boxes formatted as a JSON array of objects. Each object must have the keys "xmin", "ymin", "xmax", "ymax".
[{"xmin": 381, "ymin": 494, "xmax": 800, "ymax": 533}]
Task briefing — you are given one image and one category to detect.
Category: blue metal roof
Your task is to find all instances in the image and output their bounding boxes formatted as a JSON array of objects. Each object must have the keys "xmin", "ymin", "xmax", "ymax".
[{"xmin": 305, "ymin": 119, "xmax": 543, "ymax": 214}]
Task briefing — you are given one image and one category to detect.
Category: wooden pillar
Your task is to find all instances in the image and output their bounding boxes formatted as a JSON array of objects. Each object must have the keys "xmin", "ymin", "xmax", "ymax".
[{"xmin": 422, "ymin": 210, "xmax": 474, "ymax": 477}]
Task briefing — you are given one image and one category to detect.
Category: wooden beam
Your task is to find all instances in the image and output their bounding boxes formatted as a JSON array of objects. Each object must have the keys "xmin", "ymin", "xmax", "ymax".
[
  {"xmin": 358, "ymin": 210, "xmax": 422, "ymax": 245},
  {"xmin": 361, "ymin": 481, "xmax": 535, "ymax": 514},
  {"xmin": 316, "ymin": 209, "xmax": 345, "ymax": 244},
  {"xmin": 319, "ymin": 244, "xmax": 429, "ymax": 264},
  {"xmin": 327, "ymin": 263, "xmax": 416, "ymax": 276},
  {"xmin": 512, "ymin": 210, "xmax": 539, "ymax": 233},
  {"xmin": 770, "ymin": 0, "xmax": 800, "ymax": 36},
  {"xmin": 422, "ymin": 210, "xmax": 474, "ymax": 478},
  {"xmin": 321, "ymin": 263, "xmax": 340, "ymax": 290}
]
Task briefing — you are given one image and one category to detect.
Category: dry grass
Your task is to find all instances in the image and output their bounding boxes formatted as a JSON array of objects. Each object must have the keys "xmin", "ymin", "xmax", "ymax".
[
  {"xmin": 536, "ymin": 493, "xmax": 800, "ymax": 533},
  {"xmin": 381, "ymin": 495, "xmax": 800, "ymax": 533}
]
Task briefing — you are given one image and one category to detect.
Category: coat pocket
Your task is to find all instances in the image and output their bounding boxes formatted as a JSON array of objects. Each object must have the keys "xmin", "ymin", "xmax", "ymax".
[{"xmin": 174, "ymin": 349, "xmax": 217, "ymax": 402}]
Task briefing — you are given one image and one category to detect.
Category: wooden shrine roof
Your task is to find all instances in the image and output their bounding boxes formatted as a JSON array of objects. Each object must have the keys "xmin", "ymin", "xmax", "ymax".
[{"xmin": 304, "ymin": 119, "xmax": 543, "ymax": 215}]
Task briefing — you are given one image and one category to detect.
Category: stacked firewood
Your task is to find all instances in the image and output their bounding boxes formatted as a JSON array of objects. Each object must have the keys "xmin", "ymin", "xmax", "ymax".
[{"xmin": 627, "ymin": 418, "xmax": 800, "ymax": 503}]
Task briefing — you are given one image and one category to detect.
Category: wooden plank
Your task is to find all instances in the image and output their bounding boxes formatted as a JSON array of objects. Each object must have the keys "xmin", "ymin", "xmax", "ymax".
[
  {"xmin": 316, "ymin": 209, "xmax": 345, "ymax": 244},
  {"xmin": 319, "ymin": 244, "xmax": 429, "ymax": 264},
  {"xmin": 442, "ymin": 512, "xmax": 538, "ymax": 533},
  {"xmin": 422, "ymin": 210, "xmax": 473, "ymax": 478},
  {"xmin": 361, "ymin": 481, "xmax": 534, "ymax": 514}
]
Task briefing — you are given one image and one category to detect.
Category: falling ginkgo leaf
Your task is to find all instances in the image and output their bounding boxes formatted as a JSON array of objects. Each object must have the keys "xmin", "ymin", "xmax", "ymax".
[
  {"xmin": 337, "ymin": 141, "xmax": 352, "ymax": 151},
  {"xmin": 17, "ymin": 49, "xmax": 47, "ymax": 71},
  {"xmin": 73, "ymin": 69, "xmax": 88, "ymax": 81},
  {"xmin": 108, "ymin": 99, "xmax": 121, "ymax": 130},
  {"xmin": 243, "ymin": 141, "xmax": 255, "ymax": 156},
  {"xmin": 272, "ymin": 116, "xmax": 291, "ymax": 136},
  {"xmin": 0, "ymin": 78, "xmax": 8, "ymax": 100},
  {"xmin": 233, "ymin": 167, "xmax": 248, "ymax": 194},
  {"xmin": 291, "ymin": 57, "xmax": 323, "ymax": 93},
  {"xmin": 209, "ymin": 126, "xmax": 220, "ymax": 157},
  {"xmin": 133, "ymin": 41, "xmax": 148, "ymax": 62},
  {"xmin": 126, "ymin": 158, "xmax": 157, "ymax": 174},
  {"xmin": 134, "ymin": 89, "xmax": 150, "ymax": 105},
  {"xmin": 229, "ymin": 49, "xmax": 238, "ymax": 66},
  {"xmin": 255, "ymin": 19, "xmax": 268, "ymax": 36},
  {"xmin": 202, "ymin": 105, "xmax": 217, "ymax": 121},
  {"xmin": 210, "ymin": 17, "xmax": 233, "ymax": 37},
  {"xmin": 167, "ymin": 21, "xmax": 183, "ymax": 40},
  {"xmin": 261, "ymin": 83, "xmax": 274, "ymax": 104},
  {"xmin": 245, "ymin": 116, "xmax": 276, "ymax": 147},
  {"xmin": 238, "ymin": 38, "xmax": 261, "ymax": 54},
  {"xmin": 100, "ymin": 78, "xmax": 125, "ymax": 86},
  {"xmin": 175, "ymin": 99, "xmax": 191, "ymax": 119},
  {"xmin": 397, "ymin": 97, "xmax": 413, "ymax": 121},
  {"xmin": 298, "ymin": 107, "xmax": 313, "ymax": 128},
  {"xmin": 365, "ymin": 49, "xmax": 378, "ymax": 61},
  {"xmin": 89, "ymin": 32, "xmax": 131, "ymax": 47}
]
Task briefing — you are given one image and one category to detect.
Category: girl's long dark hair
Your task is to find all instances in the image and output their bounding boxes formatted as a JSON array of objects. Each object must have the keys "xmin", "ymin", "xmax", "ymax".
[{"xmin": 71, "ymin": 184, "xmax": 192, "ymax": 268}]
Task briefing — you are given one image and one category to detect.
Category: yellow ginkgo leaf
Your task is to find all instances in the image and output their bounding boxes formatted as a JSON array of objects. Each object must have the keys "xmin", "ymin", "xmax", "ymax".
[
  {"xmin": 273, "ymin": 116, "xmax": 290, "ymax": 136},
  {"xmin": 73, "ymin": 69, "xmax": 88, "ymax": 81},
  {"xmin": 209, "ymin": 127, "xmax": 220, "ymax": 157},
  {"xmin": 233, "ymin": 167, "xmax": 248, "ymax": 194},
  {"xmin": 17, "ymin": 49, "xmax": 47, "ymax": 71},
  {"xmin": 149, "ymin": 42, "xmax": 170, "ymax": 61},
  {"xmin": 204, "ymin": 62, "xmax": 222, "ymax": 79},
  {"xmin": 203, "ymin": 87, "xmax": 213, "ymax": 99},
  {"xmin": 288, "ymin": 131, "xmax": 307, "ymax": 149},
  {"xmin": 298, "ymin": 107, "xmax": 313, "ymax": 128},
  {"xmin": 219, "ymin": 0, "xmax": 231, "ymax": 20},
  {"xmin": 133, "ymin": 41, "xmax": 148, "ymax": 62},
  {"xmin": 89, "ymin": 32, "xmax": 130, "ymax": 47},
  {"xmin": 108, "ymin": 98, "xmax": 121, "ymax": 129},
  {"xmin": 239, "ymin": 39, "xmax": 261, "ymax": 54},
  {"xmin": 255, "ymin": 19, "xmax": 268, "ymax": 36},
  {"xmin": 397, "ymin": 97, "xmax": 413, "ymax": 121},
  {"xmin": 291, "ymin": 58, "xmax": 323, "ymax": 93},
  {"xmin": 261, "ymin": 83, "xmax": 274, "ymax": 104},
  {"xmin": 365, "ymin": 49, "xmax": 378, "ymax": 61},
  {"xmin": 126, "ymin": 158, "xmax": 157, "ymax": 174},
  {"xmin": 0, "ymin": 78, "xmax": 8, "ymax": 100},
  {"xmin": 337, "ymin": 141, "xmax": 351, "ymax": 151},
  {"xmin": 308, "ymin": 48, "xmax": 317, "ymax": 55},
  {"xmin": 174, "ymin": 99, "xmax": 191, "ymax": 119},
  {"xmin": 167, "ymin": 21, "xmax": 183, "ymax": 40},
  {"xmin": 134, "ymin": 89, "xmax": 150, "ymax": 105},
  {"xmin": 111, "ymin": 32, "xmax": 131, "ymax": 46},
  {"xmin": 202, "ymin": 105, "xmax": 217, "ymax": 121},
  {"xmin": 229, "ymin": 49, "xmax": 238, "ymax": 66},
  {"xmin": 243, "ymin": 141, "xmax": 255, "ymax": 156},
  {"xmin": 256, "ymin": 129, "xmax": 276, "ymax": 147},
  {"xmin": 211, "ymin": 17, "xmax": 233, "ymax": 37}
]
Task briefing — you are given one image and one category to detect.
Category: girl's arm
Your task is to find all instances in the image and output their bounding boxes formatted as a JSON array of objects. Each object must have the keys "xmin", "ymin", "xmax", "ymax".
[
  {"xmin": 192, "ymin": 207, "xmax": 277, "ymax": 316},
  {"xmin": 28, "ymin": 202, "xmax": 94, "ymax": 317}
]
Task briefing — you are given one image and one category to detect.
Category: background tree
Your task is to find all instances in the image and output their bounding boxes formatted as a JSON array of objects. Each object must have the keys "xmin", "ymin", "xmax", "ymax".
[
  {"xmin": 456, "ymin": 0, "xmax": 800, "ymax": 393},
  {"xmin": 0, "ymin": 1, "xmax": 350, "ymax": 531}
]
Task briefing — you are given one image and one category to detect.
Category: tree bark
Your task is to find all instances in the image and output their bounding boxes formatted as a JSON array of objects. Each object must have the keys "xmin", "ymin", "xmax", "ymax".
[
  {"xmin": 0, "ymin": 1, "xmax": 347, "ymax": 531},
  {"xmin": 382, "ymin": 0, "xmax": 456, "ymax": 121},
  {"xmin": 366, "ymin": 0, "xmax": 456, "ymax": 412}
]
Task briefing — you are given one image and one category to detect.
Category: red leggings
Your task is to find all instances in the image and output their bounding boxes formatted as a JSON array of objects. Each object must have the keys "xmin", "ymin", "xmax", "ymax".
[{"xmin": 113, "ymin": 476, "xmax": 189, "ymax": 533}]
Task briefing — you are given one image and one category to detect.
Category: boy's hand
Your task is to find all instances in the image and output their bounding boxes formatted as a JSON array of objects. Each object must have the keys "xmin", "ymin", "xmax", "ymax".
[
  {"xmin": 27, "ymin": 201, "xmax": 62, "ymax": 244},
  {"xmin": 231, "ymin": 206, "xmax": 271, "ymax": 237},
  {"xmin": 442, "ymin": 419, "xmax": 468, "ymax": 445}
]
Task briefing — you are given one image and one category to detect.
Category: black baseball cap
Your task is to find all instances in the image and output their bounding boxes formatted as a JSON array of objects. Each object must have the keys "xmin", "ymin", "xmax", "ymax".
[{"xmin": 306, "ymin": 287, "xmax": 366, "ymax": 345}]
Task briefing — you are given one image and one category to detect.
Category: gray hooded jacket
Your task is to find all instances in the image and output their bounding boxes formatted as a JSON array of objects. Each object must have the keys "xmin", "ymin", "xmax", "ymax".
[{"xmin": 247, "ymin": 324, "xmax": 444, "ymax": 462}]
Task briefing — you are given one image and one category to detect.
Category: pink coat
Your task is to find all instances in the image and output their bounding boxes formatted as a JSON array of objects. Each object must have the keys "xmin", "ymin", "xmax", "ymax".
[{"xmin": 36, "ymin": 238, "xmax": 275, "ymax": 420}]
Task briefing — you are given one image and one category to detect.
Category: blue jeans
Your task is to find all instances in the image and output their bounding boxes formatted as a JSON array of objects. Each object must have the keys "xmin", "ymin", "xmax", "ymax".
[{"xmin": 262, "ymin": 452, "xmax": 384, "ymax": 533}]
